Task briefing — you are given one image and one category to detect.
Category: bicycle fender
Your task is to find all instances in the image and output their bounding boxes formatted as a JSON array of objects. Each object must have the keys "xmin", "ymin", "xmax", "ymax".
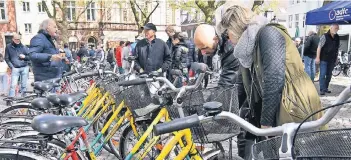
[{"xmin": 10, "ymin": 102, "xmax": 31, "ymax": 107}]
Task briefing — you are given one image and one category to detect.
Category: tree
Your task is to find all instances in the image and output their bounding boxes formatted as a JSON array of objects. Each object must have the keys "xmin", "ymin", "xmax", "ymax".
[
  {"xmin": 129, "ymin": 0, "xmax": 160, "ymax": 34},
  {"xmin": 41, "ymin": 0, "xmax": 93, "ymax": 43},
  {"xmin": 170, "ymin": 0, "xmax": 225, "ymax": 24}
]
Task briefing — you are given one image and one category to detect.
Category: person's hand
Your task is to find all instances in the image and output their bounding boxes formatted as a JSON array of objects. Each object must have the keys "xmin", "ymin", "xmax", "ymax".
[
  {"xmin": 315, "ymin": 57, "xmax": 320, "ymax": 64},
  {"xmin": 140, "ymin": 68, "xmax": 144, "ymax": 73},
  {"xmin": 19, "ymin": 54, "xmax": 25, "ymax": 59},
  {"xmin": 157, "ymin": 68, "xmax": 162, "ymax": 73},
  {"xmin": 64, "ymin": 58, "xmax": 70, "ymax": 64},
  {"xmin": 50, "ymin": 54, "xmax": 62, "ymax": 61}
]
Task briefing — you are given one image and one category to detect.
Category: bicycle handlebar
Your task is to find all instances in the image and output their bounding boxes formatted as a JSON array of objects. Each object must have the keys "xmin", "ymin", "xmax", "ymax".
[
  {"xmin": 117, "ymin": 78, "xmax": 147, "ymax": 86},
  {"xmin": 73, "ymin": 70, "xmax": 115, "ymax": 80},
  {"xmin": 154, "ymin": 114, "xmax": 200, "ymax": 136},
  {"xmin": 154, "ymin": 85, "xmax": 351, "ymax": 137}
]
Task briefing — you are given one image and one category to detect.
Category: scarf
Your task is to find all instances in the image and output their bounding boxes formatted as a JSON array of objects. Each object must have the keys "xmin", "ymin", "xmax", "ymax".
[{"xmin": 233, "ymin": 15, "xmax": 269, "ymax": 68}]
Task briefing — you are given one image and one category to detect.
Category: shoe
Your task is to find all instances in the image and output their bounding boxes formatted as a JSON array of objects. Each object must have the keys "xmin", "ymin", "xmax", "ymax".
[
  {"xmin": 325, "ymin": 90, "xmax": 331, "ymax": 93},
  {"xmin": 320, "ymin": 91, "xmax": 325, "ymax": 95}
]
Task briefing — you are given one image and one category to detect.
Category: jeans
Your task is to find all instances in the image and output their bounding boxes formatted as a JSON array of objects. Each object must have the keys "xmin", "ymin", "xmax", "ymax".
[
  {"xmin": 319, "ymin": 61, "xmax": 335, "ymax": 92},
  {"xmin": 9, "ymin": 66, "xmax": 29, "ymax": 97},
  {"xmin": 303, "ymin": 56, "xmax": 316, "ymax": 81},
  {"xmin": 0, "ymin": 74, "xmax": 7, "ymax": 94}
]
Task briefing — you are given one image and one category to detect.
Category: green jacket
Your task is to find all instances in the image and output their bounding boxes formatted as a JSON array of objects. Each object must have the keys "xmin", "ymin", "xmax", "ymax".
[{"xmin": 241, "ymin": 23, "xmax": 323, "ymax": 127}]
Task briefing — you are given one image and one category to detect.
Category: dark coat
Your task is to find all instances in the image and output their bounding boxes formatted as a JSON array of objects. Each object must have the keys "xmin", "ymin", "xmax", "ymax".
[
  {"xmin": 77, "ymin": 46, "xmax": 89, "ymax": 58},
  {"xmin": 171, "ymin": 42, "xmax": 189, "ymax": 70},
  {"xmin": 134, "ymin": 38, "xmax": 172, "ymax": 73},
  {"xmin": 184, "ymin": 39, "xmax": 197, "ymax": 67},
  {"xmin": 5, "ymin": 42, "xmax": 30, "ymax": 68},
  {"xmin": 303, "ymin": 33, "xmax": 319, "ymax": 58},
  {"xmin": 28, "ymin": 30, "xmax": 63, "ymax": 82}
]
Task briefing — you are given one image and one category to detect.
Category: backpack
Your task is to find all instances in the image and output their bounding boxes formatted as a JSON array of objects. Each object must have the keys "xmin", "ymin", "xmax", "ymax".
[{"xmin": 242, "ymin": 23, "xmax": 324, "ymax": 127}]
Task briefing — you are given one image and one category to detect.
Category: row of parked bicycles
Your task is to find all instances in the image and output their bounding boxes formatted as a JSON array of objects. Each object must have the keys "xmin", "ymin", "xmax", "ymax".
[{"xmin": 0, "ymin": 56, "xmax": 351, "ymax": 160}]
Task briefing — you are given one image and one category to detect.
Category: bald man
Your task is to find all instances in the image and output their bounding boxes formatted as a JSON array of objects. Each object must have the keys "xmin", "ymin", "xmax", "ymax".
[
  {"xmin": 5, "ymin": 33, "xmax": 30, "ymax": 97},
  {"xmin": 194, "ymin": 24, "xmax": 249, "ymax": 157},
  {"xmin": 29, "ymin": 19, "xmax": 64, "ymax": 82},
  {"xmin": 194, "ymin": 24, "xmax": 242, "ymax": 87}
]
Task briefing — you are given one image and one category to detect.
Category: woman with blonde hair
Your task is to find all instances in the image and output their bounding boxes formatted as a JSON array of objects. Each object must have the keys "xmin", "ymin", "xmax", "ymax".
[{"xmin": 218, "ymin": 5, "xmax": 322, "ymax": 159}]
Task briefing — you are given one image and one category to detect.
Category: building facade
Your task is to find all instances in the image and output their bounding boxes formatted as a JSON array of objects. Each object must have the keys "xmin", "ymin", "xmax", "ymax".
[
  {"xmin": 14, "ymin": 0, "xmax": 180, "ymax": 51},
  {"xmin": 287, "ymin": 0, "xmax": 351, "ymax": 52},
  {"xmin": 0, "ymin": 0, "xmax": 17, "ymax": 54}
]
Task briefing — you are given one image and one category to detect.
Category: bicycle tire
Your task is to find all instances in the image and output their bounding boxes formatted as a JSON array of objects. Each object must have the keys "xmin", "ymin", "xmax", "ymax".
[
  {"xmin": 118, "ymin": 119, "xmax": 162, "ymax": 159},
  {"xmin": 6, "ymin": 133, "xmax": 85, "ymax": 160},
  {"xmin": 332, "ymin": 63, "xmax": 342, "ymax": 76},
  {"xmin": 1, "ymin": 104, "xmax": 42, "ymax": 116},
  {"xmin": 0, "ymin": 120, "xmax": 32, "ymax": 139},
  {"xmin": 92, "ymin": 108, "xmax": 114, "ymax": 154},
  {"xmin": 0, "ymin": 149, "xmax": 49, "ymax": 160}
]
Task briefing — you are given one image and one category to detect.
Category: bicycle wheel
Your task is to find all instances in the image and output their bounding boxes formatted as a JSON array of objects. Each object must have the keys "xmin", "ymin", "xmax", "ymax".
[
  {"xmin": 92, "ymin": 108, "xmax": 116, "ymax": 154},
  {"xmin": 0, "ymin": 149, "xmax": 49, "ymax": 160},
  {"xmin": 3, "ymin": 135, "xmax": 84, "ymax": 160},
  {"xmin": 1, "ymin": 104, "xmax": 42, "ymax": 116},
  {"xmin": 0, "ymin": 120, "xmax": 32, "ymax": 139},
  {"xmin": 118, "ymin": 120, "xmax": 159, "ymax": 159},
  {"xmin": 332, "ymin": 62, "xmax": 342, "ymax": 76}
]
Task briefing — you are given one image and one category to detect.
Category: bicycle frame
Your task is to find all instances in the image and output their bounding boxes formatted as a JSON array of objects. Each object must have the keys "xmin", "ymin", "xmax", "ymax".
[
  {"xmin": 125, "ymin": 107, "xmax": 172, "ymax": 160},
  {"xmin": 62, "ymin": 128, "xmax": 97, "ymax": 160}
]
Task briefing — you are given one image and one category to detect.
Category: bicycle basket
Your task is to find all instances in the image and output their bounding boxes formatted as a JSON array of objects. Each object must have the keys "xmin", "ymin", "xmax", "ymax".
[
  {"xmin": 122, "ymin": 84, "xmax": 159, "ymax": 112},
  {"xmin": 167, "ymin": 85, "xmax": 240, "ymax": 143},
  {"xmin": 252, "ymin": 128, "xmax": 351, "ymax": 159}
]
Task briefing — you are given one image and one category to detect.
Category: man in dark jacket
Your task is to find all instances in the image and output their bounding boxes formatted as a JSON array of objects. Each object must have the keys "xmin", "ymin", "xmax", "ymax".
[
  {"xmin": 170, "ymin": 32, "xmax": 189, "ymax": 87},
  {"xmin": 316, "ymin": 24, "xmax": 340, "ymax": 95},
  {"xmin": 29, "ymin": 19, "xmax": 64, "ymax": 82},
  {"xmin": 77, "ymin": 42, "xmax": 89, "ymax": 62},
  {"xmin": 5, "ymin": 33, "xmax": 30, "ymax": 97},
  {"xmin": 134, "ymin": 23, "xmax": 172, "ymax": 73},
  {"xmin": 194, "ymin": 24, "xmax": 242, "ymax": 88},
  {"xmin": 303, "ymin": 31, "xmax": 319, "ymax": 81}
]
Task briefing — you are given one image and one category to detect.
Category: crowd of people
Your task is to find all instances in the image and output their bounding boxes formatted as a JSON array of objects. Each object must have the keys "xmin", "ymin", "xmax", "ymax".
[{"xmin": 0, "ymin": 4, "xmax": 342, "ymax": 159}]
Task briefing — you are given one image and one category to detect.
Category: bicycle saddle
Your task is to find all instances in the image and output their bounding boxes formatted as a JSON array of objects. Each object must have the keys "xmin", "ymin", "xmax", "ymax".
[
  {"xmin": 47, "ymin": 94, "xmax": 61, "ymax": 106},
  {"xmin": 42, "ymin": 78, "xmax": 61, "ymax": 84},
  {"xmin": 33, "ymin": 82, "xmax": 58, "ymax": 92},
  {"xmin": 31, "ymin": 114, "xmax": 88, "ymax": 135},
  {"xmin": 58, "ymin": 91, "xmax": 87, "ymax": 107},
  {"xmin": 203, "ymin": 101, "xmax": 223, "ymax": 116},
  {"xmin": 31, "ymin": 97, "xmax": 53, "ymax": 110}
]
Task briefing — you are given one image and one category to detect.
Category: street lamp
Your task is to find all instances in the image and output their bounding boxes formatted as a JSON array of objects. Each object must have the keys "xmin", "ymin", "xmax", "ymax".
[{"xmin": 100, "ymin": 32, "xmax": 105, "ymax": 44}]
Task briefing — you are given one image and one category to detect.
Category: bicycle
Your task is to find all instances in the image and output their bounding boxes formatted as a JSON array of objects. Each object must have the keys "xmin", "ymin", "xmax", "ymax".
[{"xmin": 154, "ymin": 85, "xmax": 351, "ymax": 159}]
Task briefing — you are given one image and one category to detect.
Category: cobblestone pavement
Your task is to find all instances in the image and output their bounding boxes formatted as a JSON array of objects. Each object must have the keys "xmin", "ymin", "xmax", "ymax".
[{"xmin": 0, "ymin": 74, "xmax": 350, "ymax": 159}]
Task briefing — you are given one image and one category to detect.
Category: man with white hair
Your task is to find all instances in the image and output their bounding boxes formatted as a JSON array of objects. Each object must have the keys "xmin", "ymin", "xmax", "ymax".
[
  {"xmin": 5, "ymin": 33, "xmax": 30, "ymax": 97},
  {"xmin": 316, "ymin": 24, "xmax": 340, "ymax": 95},
  {"xmin": 29, "ymin": 19, "xmax": 64, "ymax": 82}
]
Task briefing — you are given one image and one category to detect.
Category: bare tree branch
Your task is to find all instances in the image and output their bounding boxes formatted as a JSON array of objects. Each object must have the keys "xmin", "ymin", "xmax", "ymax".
[
  {"xmin": 144, "ymin": 1, "xmax": 159, "ymax": 25},
  {"xmin": 130, "ymin": 0, "xmax": 141, "ymax": 27},
  {"xmin": 134, "ymin": 0, "xmax": 147, "ymax": 18},
  {"xmin": 51, "ymin": 0, "xmax": 57, "ymax": 18},
  {"xmin": 41, "ymin": 0, "xmax": 53, "ymax": 18},
  {"xmin": 75, "ymin": 0, "xmax": 94, "ymax": 21}
]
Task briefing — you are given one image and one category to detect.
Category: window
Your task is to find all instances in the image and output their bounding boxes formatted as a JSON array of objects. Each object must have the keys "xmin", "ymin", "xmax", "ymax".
[
  {"xmin": 66, "ymin": 1, "xmax": 76, "ymax": 21},
  {"xmin": 291, "ymin": 0, "xmax": 294, "ymax": 4},
  {"xmin": 288, "ymin": 15, "xmax": 293, "ymax": 28},
  {"xmin": 0, "ymin": 0, "xmax": 6, "ymax": 20},
  {"xmin": 111, "ymin": 3, "xmax": 121, "ymax": 23},
  {"xmin": 302, "ymin": 13, "xmax": 306, "ymax": 28},
  {"xmin": 295, "ymin": 14, "xmax": 299, "ymax": 28},
  {"xmin": 86, "ymin": 2, "xmax": 96, "ymax": 21},
  {"xmin": 24, "ymin": 23, "xmax": 32, "ymax": 33},
  {"xmin": 296, "ymin": 0, "xmax": 300, "ymax": 3},
  {"xmin": 23, "ymin": 2, "xmax": 30, "ymax": 12},
  {"xmin": 38, "ymin": 2, "xmax": 44, "ymax": 13},
  {"xmin": 123, "ymin": 9, "xmax": 127, "ymax": 22}
]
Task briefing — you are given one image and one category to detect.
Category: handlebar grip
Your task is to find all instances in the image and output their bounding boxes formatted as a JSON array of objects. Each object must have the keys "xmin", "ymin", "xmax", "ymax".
[
  {"xmin": 117, "ymin": 78, "xmax": 147, "ymax": 86},
  {"xmin": 73, "ymin": 71, "xmax": 99, "ymax": 80},
  {"xmin": 153, "ymin": 114, "xmax": 200, "ymax": 136}
]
